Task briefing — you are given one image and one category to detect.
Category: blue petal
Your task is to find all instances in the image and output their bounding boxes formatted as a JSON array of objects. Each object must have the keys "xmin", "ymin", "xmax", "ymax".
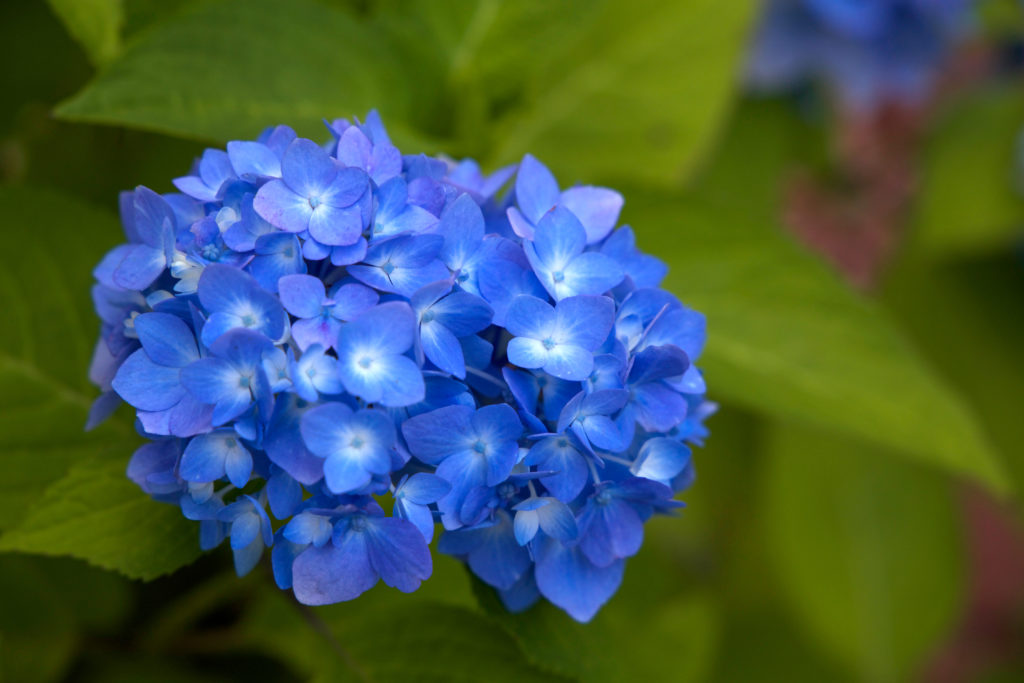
[
  {"xmin": 527, "ymin": 436, "xmax": 589, "ymax": 501},
  {"xmin": 515, "ymin": 154, "xmax": 560, "ymax": 223},
  {"xmin": 429, "ymin": 292, "xmax": 493, "ymax": 337},
  {"xmin": 559, "ymin": 186, "xmax": 623, "ymax": 243},
  {"xmin": 544, "ymin": 344, "xmax": 593, "ymax": 382},
  {"xmin": 537, "ymin": 498, "xmax": 578, "ymax": 542},
  {"xmin": 513, "ymin": 509, "xmax": 540, "ymax": 545},
  {"xmin": 399, "ymin": 472, "xmax": 451, "ymax": 504},
  {"xmin": 401, "ymin": 404, "xmax": 474, "ymax": 465},
  {"xmin": 266, "ymin": 471, "xmax": 303, "ymax": 519},
  {"xmin": 562, "ymin": 251, "xmax": 625, "ymax": 297},
  {"xmin": 180, "ymin": 431, "xmax": 244, "ymax": 483},
  {"xmin": 421, "ymin": 322, "xmax": 465, "ymax": 377},
  {"xmin": 535, "ymin": 536, "xmax": 624, "ymax": 622},
  {"xmin": 253, "ymin": 179, "xmax": 312, "ymax": 233},
  {"xmin": 396, "ymin": 500, "xmax": 437, "ymax": 542},
  {"xmin": 299, "ymin": 401, "xmax": 354, "ymax": 457},
  {"xmin": 281, "ymin": 138, "xmax": 336, "ymax": 198},
  {"xmin": 437, "ymin": 511, "xmax": 530, "ymax": 590},
  {"xmin": 328, "ymin": 282, "xmax": 378, "ymax": 320},
  {"xmin": 112, "ymin": 349, "xmax": 184, "ymax": 411},
  {"xmin": 506, "ymin": 337, "xmax": 549, "ymax": 371},
  {"xmin": 439, "ymin": 193, "xmax": 485, "ymax": 270},
  {"xmin": 339, "ymin": 301, "xmax": 416, "ymax": 357},
  {"xmin": 292, "ymin": 532, "xmax": 378, "ymax": 605},
  {"xmin": 134, "ymin": 312, "xmax": 199, "ymax": 367},
  {"xmin": 323, "ymin": 452, "xmax": 373, "ymax": 493},
  {"xmin": 554, "ymin": 295, "xmax": 614, "ymax": 350},
  {"xmin": 112, "ymin": 244, "xmax": 165, "ymax": 290},
  {"xmin": 265, "ymin": 397, "xmax": 325, "ymax": 485},
  {"xmin": 578, "ymin": 496, "xmax": 643, "ymax": 567},
  {"xmin": 277, "ymin": 274, "xmax": 325, "ymax": 319},
  {"xmin": 227, "ymin": 140, "xmax": 282, "ymax": 179},
  {"xmin": 531, "ymin": 206, "xmax": 586, "ymax": 270},
  {"xmin": 505, "ymin": 295, "xmax": 556, "ymax": 339},
  {"xmin": 308, "ymin": 204, "xmax": 363, "ymax": 246},
  {"xmin": 633, "ymin": 437, "xmax": 691, "ymax": 483},
  {"xmin": 364, "ymin": 517, "xmax": 432, "ymax": 592}
]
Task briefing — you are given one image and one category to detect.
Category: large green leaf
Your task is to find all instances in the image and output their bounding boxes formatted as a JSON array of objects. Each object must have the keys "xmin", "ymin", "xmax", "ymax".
[
  {"xmin": 46, "ymin": 0, "xmax": 124, "ymax": 66},
  {"xmin": 0, "ymin": 455, "xmax": 200, "ymax": 579},
  {"xmin": 621, "ymin": 97, "xmax": 1009, "ymax": 493},
  {"xmin": 912, "ymin": 87, "xmax": 1024, "ymax": 256},
  {"xmin": 622, "ymin": 190, "xmax": 1008, "ymax": 493},
  {"xmin": 244, "ymin": 585, "xmax": 568, "ymax": 682},
  {"xmin": 883, "ymin": 252, "xmax": 1024, "ymax": 506},
  {"xmin": 762, "ymin": 423, "xmax": 965, "ymax": 681},
  {"xmin": 0, "ymin": 186, "xmax": 199, "ymax": 578},
  {"xmin": 0, "ymin": 555, "xmax": 133, "ymax": 682},
  {"xmin": 0, "ymin": 186, "xmax": 132, "ymax": 532},
  {"xmin": 56, "ymin": 0, "xmax": 421, "ymax": 147},
  {"xmin": 473, "ymin": 519, "xmax": 720, "ymax": 683},
  {"xmin": 490, "ymin": 0, "xmax": 757, "ymax": 186}
]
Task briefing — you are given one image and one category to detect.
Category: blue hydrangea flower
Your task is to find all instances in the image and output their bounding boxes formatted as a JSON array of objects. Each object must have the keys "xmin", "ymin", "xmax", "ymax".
[
  {"xmin": 747, "ymin": 0, "xmax": 976, "ymax": 109},
  {"xmin": 90, "ymin": 111, "xmax": 714, "ymax": 623}
]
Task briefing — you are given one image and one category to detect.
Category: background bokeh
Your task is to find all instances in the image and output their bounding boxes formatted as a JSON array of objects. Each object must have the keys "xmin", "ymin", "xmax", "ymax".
[{"xmin": 1, "ymin": 0, "xmax": 1022, "ymax": 681}]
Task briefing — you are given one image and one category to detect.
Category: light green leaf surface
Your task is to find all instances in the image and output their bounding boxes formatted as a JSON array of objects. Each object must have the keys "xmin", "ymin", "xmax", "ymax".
[
  {"xmin": 244, "ymin": 576, "xmax": 567, "ymax": 682},
  {"xmin": 623, "ymin": 98, "xmax": 1009, "ymax": 493},
  {"xmin": 0, "ymin": 186, "xmax": 198, "ymax": 578},
  {"xmin": 46, "ymin": 0, "xmax": 124, "ymax": 66},
  {"xmin": 0, "ymin": 186, "xmax": 131, "ymax": 532},
  {"xmin": 56, "ymin": 0, "xmax": 420, "ymax": 147},
  {"xmin": 491, "ymin": 0, "xmax": 757, "ymax": 186},
  {"xmin": 762, "ymin": 423, "xmax": 965, "ymax": 682},
  {"xmin": 0, "ymin": 455, "xmax": 200, "ymax": 579},
  {"xmin": 913, "ymin": 88, "xmax": 1024, "ymax": 255},
  {"xmin": 623, "ymin": 190, "xmax": 1008, "ymax": 493}
]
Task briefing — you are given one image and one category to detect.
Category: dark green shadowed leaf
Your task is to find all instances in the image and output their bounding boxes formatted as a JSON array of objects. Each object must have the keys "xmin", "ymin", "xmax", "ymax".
[
  {"xmin": 244, "ymin": 571, "xmax": 568, "ymax": 682},
  {"xmin": 0, "ymin": 555, "xmax": 133, "ymax": 682},
  {"xmin": 0, "ymin": 186, "xmax": 133, "ymax": 532},
  {"xmin": 491, "ymin": 0, "xmax": 758, "ymax": 186},
  {"xmin": 46, "ymin": 0, "xmax": 124, "ymax": 67},
  {"xmin": 472, "ymin": 550, "xmax": 719, "ymax": 682},
  {"xmin": 762, "ymin": 423, "xmax": 965, "ymax": 682},
  {"xmin": 55, "ymin": 0, "xmax": 423, "ymax": 148}
]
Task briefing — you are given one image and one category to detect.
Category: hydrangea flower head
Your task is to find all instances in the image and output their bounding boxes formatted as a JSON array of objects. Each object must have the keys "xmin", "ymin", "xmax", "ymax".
[
  {"xmin": 90, "ymin": 112, "xmax": 714, "ymax": 622},
  {"xmin": 747, "ymin": 0, "xmax": 976, "ymax": 110}
]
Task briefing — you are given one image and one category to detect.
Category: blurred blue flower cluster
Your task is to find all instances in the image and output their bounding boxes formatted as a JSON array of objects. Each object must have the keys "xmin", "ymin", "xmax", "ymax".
[
  {"xmin": 89, "ymin": 112, "xmax": 713, "ymax": 622},
  {"xmin": 747, "ymin": 0, "xmax": 976, "ymax": 109}
]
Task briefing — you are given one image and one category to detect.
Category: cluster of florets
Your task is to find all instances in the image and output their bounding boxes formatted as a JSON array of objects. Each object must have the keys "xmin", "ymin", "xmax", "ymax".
[
  {"xmin": 747, "ymin": 0, "xmax": 975, "ymax": 110},
  {"xmin": 89, "ymin": 111, "xmax": 713, "ymax": 622}
]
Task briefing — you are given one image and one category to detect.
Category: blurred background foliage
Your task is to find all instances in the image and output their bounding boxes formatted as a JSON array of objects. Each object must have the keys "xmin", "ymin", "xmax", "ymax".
[{"xmin": 0, "ymin": 0, "xmax": 1022, "ymax": 680}]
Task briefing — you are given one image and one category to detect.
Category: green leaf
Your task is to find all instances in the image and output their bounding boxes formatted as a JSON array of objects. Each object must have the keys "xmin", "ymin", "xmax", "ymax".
[
  {"xmin": 762, "ymin": 423, "xmax": 966, "ymax": 681},
  {"xmin": 622, "ymin": 190, "xmax": 1009, "ymax": 493},
  {"xmin": 0, "ymin": 555, "xmax": 133, "ymax": 682},
  {"xmin": 0, "ymin": 455, "xmax": 200, "ymax": 579},
  {"xmin": 474, "ymin": 532, "xmax": 720, "ymax": 683},
  {"xmin": 0, "ymin": 186, "xmax": 133, "ymax": 532},
  {"xmin": 912, "ymin": 87, "xmax": 1024, "ymax": 255},
  {"xmin": 883, "ymin": 252, "xmax": 1024, "ymax": 507},
  {"xmin": 490, "ymin": 0, "xmax": 757, "ymax": 186},
  {"xmin": 46, "ymin": 0, "xmax": 124, "ymax": 67},
  {"xmin": 619, "ymin": 97, "xmax": 1010, "ymax": 493},
  {"xmin": 56, "ymin": 0, "xmax": 421, "ymax": 147},
  {"xmin": 0, "ymin": 556, "xmax": 79, "ymax": 682},
  {"xmin": 243, "ymin": 587, "xmax": 568, "ymax": 682}
]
